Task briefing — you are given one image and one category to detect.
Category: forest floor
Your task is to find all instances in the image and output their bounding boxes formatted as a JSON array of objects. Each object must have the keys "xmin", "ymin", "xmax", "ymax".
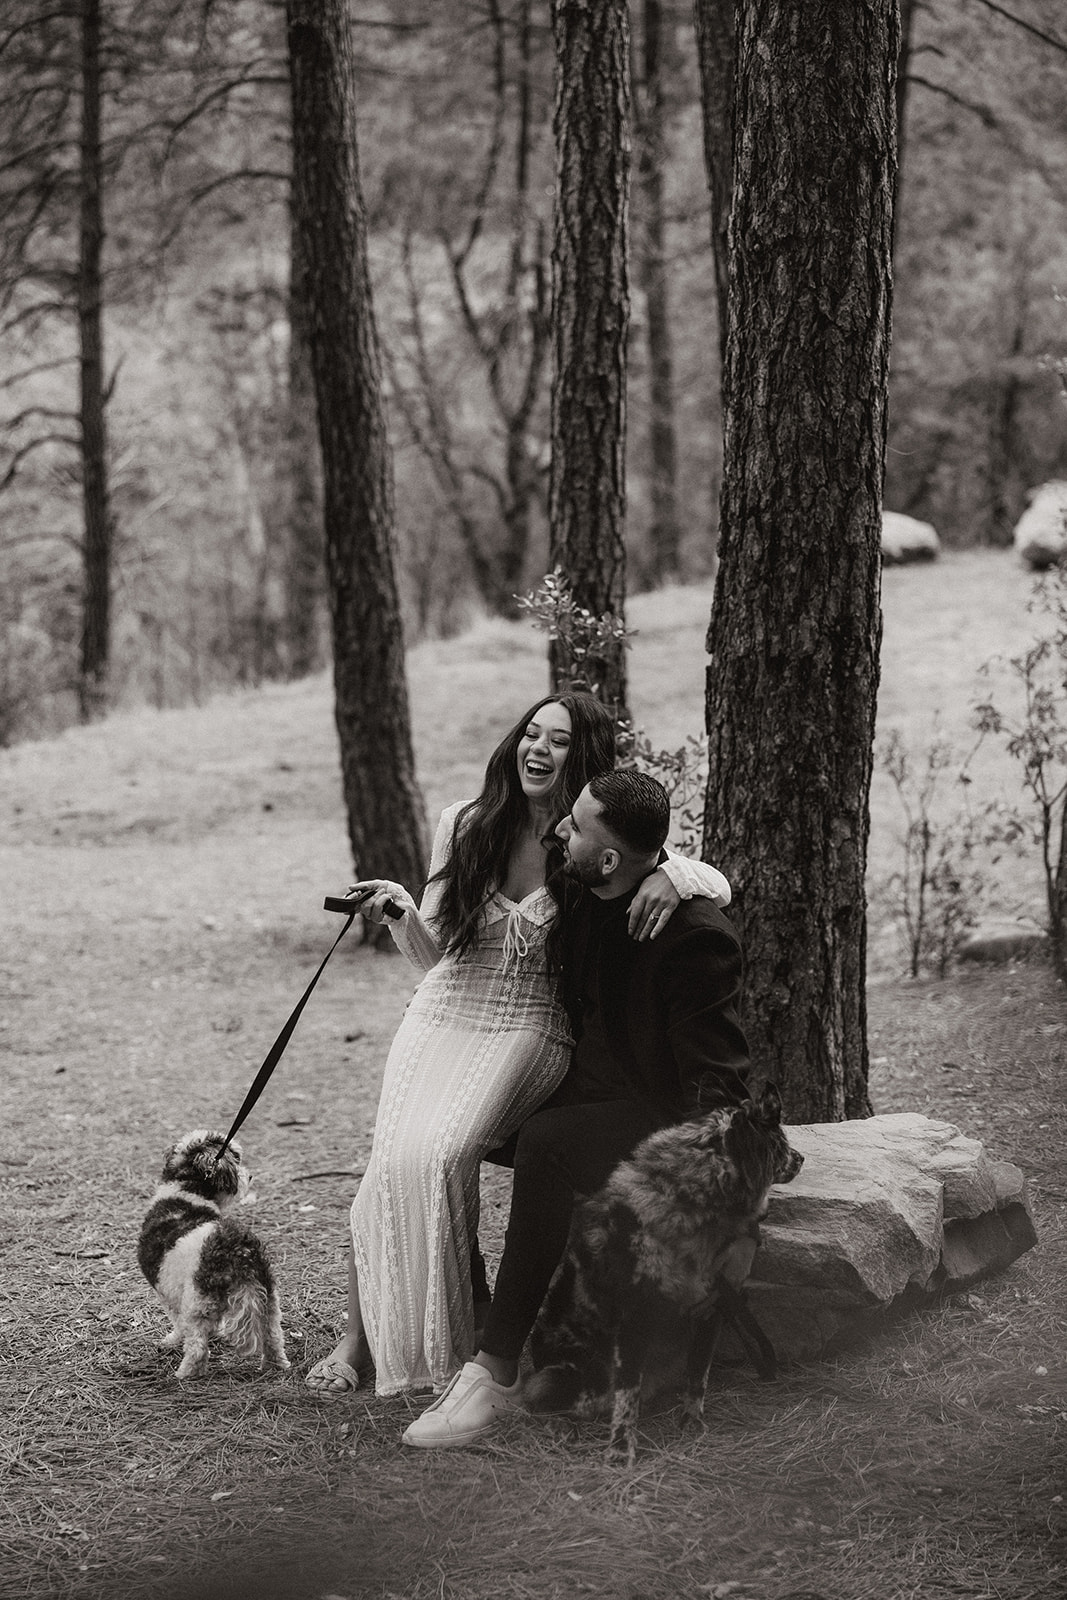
[{"xmin": 1, "ymin": 550, "xmax": 1065, "ymax": 1600}]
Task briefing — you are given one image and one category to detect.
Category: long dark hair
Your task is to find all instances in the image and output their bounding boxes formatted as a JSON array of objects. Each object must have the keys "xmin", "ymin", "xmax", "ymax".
[{"xmin": 432, "ymin": 691, "xmax": 616, "ymax": 958}]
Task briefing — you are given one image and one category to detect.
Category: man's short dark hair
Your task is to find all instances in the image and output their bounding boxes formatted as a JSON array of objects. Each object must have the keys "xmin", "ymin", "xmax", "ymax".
[{"xmin": 588, "ymin": 769, "xmax": 671, "ymax": 857}]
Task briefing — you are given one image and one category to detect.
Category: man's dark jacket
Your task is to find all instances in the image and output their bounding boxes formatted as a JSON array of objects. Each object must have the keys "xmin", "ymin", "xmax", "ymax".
[{"xmin": 559, "ymin": 884, "xmax": 751, "ymax": 1121}]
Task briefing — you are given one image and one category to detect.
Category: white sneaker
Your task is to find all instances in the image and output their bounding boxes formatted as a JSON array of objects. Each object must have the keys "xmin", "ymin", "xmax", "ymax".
[{"xmin": 401, "ymin": 1361, "xmax": 522, "ymax": 1449}]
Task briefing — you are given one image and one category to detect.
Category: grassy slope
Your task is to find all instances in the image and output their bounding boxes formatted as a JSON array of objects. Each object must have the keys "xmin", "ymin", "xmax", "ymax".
[{"xmin": 0, "ymin": 551, "xmax": 1064, "ymax": 1600}]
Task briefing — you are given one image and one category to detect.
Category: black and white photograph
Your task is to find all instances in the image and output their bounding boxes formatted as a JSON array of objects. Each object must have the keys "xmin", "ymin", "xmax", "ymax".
[{"xmin": 1, "ymin": 2, "xmax": 1064, "ymax": 1598}]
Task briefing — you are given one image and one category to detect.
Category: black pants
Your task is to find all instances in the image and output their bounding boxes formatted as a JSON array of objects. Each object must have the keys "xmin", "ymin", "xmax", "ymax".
[{"xmin": 477, "ymin": 1098, "xmax": 665, "ymax": 1362}]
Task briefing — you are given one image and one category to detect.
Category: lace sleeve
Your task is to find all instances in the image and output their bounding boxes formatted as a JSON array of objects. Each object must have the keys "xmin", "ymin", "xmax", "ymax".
[
  {"xmin": 659, "ymin": 849, "xmax": 732, "ymax": 908},
  {"xmin": 387, "ymin": 803, "xmax": 464, "ymax": 970}
]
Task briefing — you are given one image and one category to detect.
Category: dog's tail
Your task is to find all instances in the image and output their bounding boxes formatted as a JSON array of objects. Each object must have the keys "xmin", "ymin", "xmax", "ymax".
[
  {"xmin": 523, "ymin": 1363, "xmax": 586, "ymax": 1415},
  {"xmin": 217, "ymin": 1282, "xmax": 271, "ymax": 1361}
]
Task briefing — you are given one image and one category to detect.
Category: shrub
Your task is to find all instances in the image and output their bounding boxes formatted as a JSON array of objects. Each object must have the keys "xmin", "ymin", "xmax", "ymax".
[
  {"xmin": 517, "ymin": 569, "xmax": 706, "ymax": 854},
  {"xmin": 876, "ymin": 728, "xmax": 988, "ymax": 978}
]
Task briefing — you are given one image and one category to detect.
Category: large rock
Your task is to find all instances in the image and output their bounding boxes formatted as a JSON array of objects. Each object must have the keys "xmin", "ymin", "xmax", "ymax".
[
  {"xmin": 881, "ymin": 510, "xmax": 940, "ymax": 564},
  {"xmin": 1014, "ymin": 481, "xmax": 1067, "ymax": 570},
  {"xmin": 746, "ymin": 1114, "xmax": 1037, "ymax": 1360},
  {"xmin": 957, "ymin": 920, "xmax": 1047, "ymax": 965}
]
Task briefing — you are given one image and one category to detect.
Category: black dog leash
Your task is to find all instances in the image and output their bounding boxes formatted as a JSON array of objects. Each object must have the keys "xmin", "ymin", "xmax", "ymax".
[{"xmin": 214, "ymin": 894, "xmax": 399, "ymax": 1163}]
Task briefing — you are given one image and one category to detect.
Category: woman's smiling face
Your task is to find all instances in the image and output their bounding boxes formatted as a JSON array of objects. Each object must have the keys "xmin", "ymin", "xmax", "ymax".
[{"xmin": 516, "ymin": 703, "xmax": 573, "ymax": 802}]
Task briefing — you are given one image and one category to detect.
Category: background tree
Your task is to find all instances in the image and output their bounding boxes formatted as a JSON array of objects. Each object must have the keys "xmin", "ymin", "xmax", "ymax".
[
  {"xmin": 704, "ymin": 0, "xmax": 897, "ymax": 1123},
  {"xmin": 155, "ymin": 0, "xmax": 321, "ymax": 681},
  {"xmin": 284, "ymin": 207, "xmax": 326, "ymax": 677},
  {"xmin": 0, "ymin": 0, "xmax": 123, "ymax": 722},
  {"xmin": 381, "ymin": 0, "xmax": 554, "ymax": 620},
  {"xmin": 632, "ymin": 0, "xmax": 681, "ymax": 586},
  {"xmin": 285, "ymin": 0, "xmax": 427, "ymax": 915},
  {"xmin": 0, "ymin": 0, "xmax": 301, "ymax": 729},
  {"xmin": 886, "ymin": 0, "xmax": 1067, "ymax": 543},
  {"xmin": 548, "ymin": 0, "xmax": 632, "ymax": 721},
  {"xmin": 76, "ymin": 0, "xmax": 112, "ymax": 720},
  {"xmin": 692, "ymin": 0, "xmax": 734, "ymax": 377},
  {"xmin": 1, "ymin": 0, "xmax": 1064, "ymax": 746}
]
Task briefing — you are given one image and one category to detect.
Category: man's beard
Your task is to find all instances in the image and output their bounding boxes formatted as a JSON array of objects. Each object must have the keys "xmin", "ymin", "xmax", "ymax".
[{"xmin": 562, "ymin": 853, "xmax": 609, "ymax": 889}]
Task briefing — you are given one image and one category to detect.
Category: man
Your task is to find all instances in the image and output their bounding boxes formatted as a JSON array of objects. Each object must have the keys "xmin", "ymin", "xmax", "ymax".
[{"xmin": 402, "ymin": 768, "xmax": 751, "ymax": 1448}]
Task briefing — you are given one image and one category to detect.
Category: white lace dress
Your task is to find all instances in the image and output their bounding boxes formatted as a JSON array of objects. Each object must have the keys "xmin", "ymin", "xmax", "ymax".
[{"xmin": 349, "ymin": 801, "xmax": 731, "ymax": 1396}]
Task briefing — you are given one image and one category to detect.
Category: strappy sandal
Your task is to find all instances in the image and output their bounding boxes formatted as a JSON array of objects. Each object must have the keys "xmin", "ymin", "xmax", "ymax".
[{"xmin": 305, "ymin": 1356, "xmax": 362, "ymax": 1395}]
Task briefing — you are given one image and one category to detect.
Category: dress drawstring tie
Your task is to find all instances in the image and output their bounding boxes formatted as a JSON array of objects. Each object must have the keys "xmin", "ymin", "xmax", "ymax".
[{"xmin": 501, "ymin": 909, "xmax": 530, "ymax": 974}]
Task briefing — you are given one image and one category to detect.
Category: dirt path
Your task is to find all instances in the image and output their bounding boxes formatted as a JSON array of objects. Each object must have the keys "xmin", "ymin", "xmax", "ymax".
[{"xmin": 2, "ymin": 561, "xmax": 1064, "ymax": 1600}]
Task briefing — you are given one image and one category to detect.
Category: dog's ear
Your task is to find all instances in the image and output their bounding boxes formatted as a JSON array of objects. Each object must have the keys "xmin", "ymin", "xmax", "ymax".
[
  {"xmin": 161, "ymin": 1140, "xmax": 183, "ymax": 1178},
  {"xmin": 201, "ymin": 1142, "xmax": 241, "ymax": 1196},
  {"xmin": 755, "ymin": 1081, "xmax": 783, "ymax": 1129}
]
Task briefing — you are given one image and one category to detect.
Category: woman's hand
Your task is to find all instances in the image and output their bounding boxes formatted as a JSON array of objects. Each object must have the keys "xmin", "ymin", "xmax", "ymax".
[
  {"xmin": 344, "ymin": 879, "xmax": 417, "ymax": 923},
  {"xmin": 627, "ymin": 867, "xmax": 681, "ymax": 942}
]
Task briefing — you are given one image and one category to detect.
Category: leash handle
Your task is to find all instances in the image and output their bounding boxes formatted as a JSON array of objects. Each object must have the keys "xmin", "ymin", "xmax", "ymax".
[
  {"xmin": 215, "ymin": 909, "xmax": 356, "ymax": 1163},
  {"xmin": 324, "ymin": 893, "xmax": 403, "ymax": 920}
]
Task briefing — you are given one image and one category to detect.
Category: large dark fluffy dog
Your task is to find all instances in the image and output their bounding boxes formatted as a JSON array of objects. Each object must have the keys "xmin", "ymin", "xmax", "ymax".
[
  {"xmin": 525, "ymin": 1083, "xmax": 803, "ymax": 1463},
  {"xmin": 137, "ymin": 1130, "xmax": 289, "ymax": 1380}
]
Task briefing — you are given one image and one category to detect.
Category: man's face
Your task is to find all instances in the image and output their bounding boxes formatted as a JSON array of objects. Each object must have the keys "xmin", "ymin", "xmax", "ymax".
[{"xmin": 555, "ymin": 785, "xmax": 615, "ymax": 887}]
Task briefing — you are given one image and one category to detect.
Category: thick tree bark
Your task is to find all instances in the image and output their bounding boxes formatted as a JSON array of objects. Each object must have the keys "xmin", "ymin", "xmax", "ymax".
[
  {"xmin": 693, "ymin": 0, "xmax": 734, "ymax": 376},
  {"xmin": 703, "ymin": 0, "xmax": 898, "ymax": 1122},
  {"xmin": 285, "ymin": 0, "xmax": 427, "ymax": 917},
  {"xmin": 548, "ymin": 0, "xmax": 631, "ymax": 723},
  {"xmin": 635, "ymin": 0, "xmax": 681, "ymax": 586},
  {"xmin": 77, "ymin": 0, "xmax": 112, "ymax": 723}
]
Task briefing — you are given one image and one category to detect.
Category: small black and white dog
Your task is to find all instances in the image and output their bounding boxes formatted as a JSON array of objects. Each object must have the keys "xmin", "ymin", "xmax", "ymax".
[
  {"xmin": 526, "ymin": 1083, "xmax": 803, "ymax": 1464},
  {"xmin": 137, "ymin": 1130, "xmax": 289, "ymax": 1380}
]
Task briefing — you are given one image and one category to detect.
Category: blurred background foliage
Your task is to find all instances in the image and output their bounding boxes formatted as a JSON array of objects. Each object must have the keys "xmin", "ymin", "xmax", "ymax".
[{"xmin": 1, "ymin": 0, "xmax": 1065, "ymax": 741}]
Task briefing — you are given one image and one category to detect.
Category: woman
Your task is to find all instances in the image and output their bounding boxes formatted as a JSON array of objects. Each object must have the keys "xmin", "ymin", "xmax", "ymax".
[{"xmin": 306, "ymin": 692, "xmax": 730, "ymax": 1398}]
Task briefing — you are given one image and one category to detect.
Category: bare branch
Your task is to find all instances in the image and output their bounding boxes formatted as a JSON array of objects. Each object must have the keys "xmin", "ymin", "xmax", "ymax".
[
  {"xmin": 0, "ymin": 10, "xmax": 77, "ymax": 60},
  {"xmin": 907, "ymin": 74, "xmax": 999, "ymax": 127},
  {"xmin": 967, "ymin": 0, "xmax": 1067, "ymax": 54},
  {"xmin": 0, "ymin": 137, "xmax": 80, "ymax": 177},
  {"xmin": 160, "ymin": 61, "xmax": 285, "ymax": 158},
  {"xmin": 153, "ymin": 167, "xmax": 288, "ymax": 254},
  {"xmin": 0, "ymin": 527, "xmax": 76, "ymax": 552},
  {"xmin": 909, "ymin": 75, "xmax": 1067, "ymax": 198},
  {"xmin": 103, "ymin": 352, "xmax": 124, "ymax": 406},
  {"xmin": 389, "ymin": 233, "xmax": 497, "ymax": 602},
  {"xmin": 1, "ymin": 403, "xmax": 78, "ymax": 430},
  {"xmin": 0, "ymin": 299, "xmax": 72, "ymax": 337},
  {"xmin": 440, "ymin": 228, "xmax": 497, "ymax": 378},
  {"xmin": 466, "ymin": 461, "xmax": 510, "ymax": 519},
  {"xmin": 0, "ymin": 431, "xmax": 78, "ymax": 491},
  {"xmin": 0, "ymin": 356, "xmax": 77, "ymax": 391}
]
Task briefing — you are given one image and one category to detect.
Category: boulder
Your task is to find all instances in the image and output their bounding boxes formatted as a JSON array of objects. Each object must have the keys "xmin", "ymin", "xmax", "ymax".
[
  {"xmin": 1014, "ymin": 481, "xmax": 1067, "ymax": 570},
  {"xmin": 881, "ymin": 510, "xmax": 940, "ymax": 564},
  {"xmin": 745, "ymin": 1114, "xmax": 1037, "ymax": 1360},
  {"xmin": 957, "ymin": 921, "xmax": 1047, "ymax": 965}
]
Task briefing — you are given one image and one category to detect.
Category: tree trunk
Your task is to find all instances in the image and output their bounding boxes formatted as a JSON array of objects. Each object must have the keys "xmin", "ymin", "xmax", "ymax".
[
  {"xmin": 77, "ymin": 0, "xmax": 112, "ymax": 723},
  {"xmin": 635, "ymin": 0, "xmax": 681, "ymax": 587},
  {"xmin": 895, "ymin": 0, "xmax": 916, "ymax": 202},
  {"xmin": 985, "ymin": 309, "xmax": 1026, "ymax": 548},
  {"xmin": 548, "ymin": 0, "xmax": 631, "ymax": 724},
  {"xmin": 1050, "ymin": 802, "xmax": 1067, "ymax": 984},
  {"xmin": 285, "ymin": 0, "xmax": 427, "ymax": 923},
  {"xmin": 985, "ymin": 211, "xmax": 1034, "ymax": 547},
  {"xmin": 693, "ymin": 0, "xmax": 734, "ymax": 377},
  {"xmin": 497, "ymin": 1, "xmax": 550, "ymax": 613},
  {"xmin": 703, "ymin": 0, "xmax": 898, "ymax": 1123},
  {"xmin": 284, "ymin": 198, "xmax": 325, "ymax": 678}
]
